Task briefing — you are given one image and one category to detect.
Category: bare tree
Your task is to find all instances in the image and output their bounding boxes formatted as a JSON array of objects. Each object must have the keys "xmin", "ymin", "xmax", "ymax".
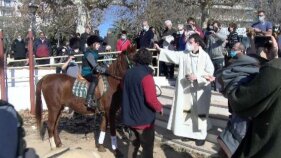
[
  {"xmin": 257, "ymin": 0, "xmax": 281, "ymax": 25},
  {"xmin": 177, "ymin": 0, "xmax": 247, "ymax": 27}
]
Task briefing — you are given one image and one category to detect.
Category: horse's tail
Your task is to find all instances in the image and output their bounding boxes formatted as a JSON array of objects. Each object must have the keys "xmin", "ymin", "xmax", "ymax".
[{"xmin": 35, "ymin": 77, "xmax": 44, "ymax": 135}]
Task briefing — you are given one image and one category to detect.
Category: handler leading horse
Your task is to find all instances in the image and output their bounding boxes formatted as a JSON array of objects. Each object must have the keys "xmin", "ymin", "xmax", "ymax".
[{"xmin": 35, "ymin": 46, "xmax": 136, "ymax": 156}]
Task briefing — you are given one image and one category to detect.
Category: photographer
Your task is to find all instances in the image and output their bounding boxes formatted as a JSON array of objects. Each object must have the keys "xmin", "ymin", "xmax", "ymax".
[
  {"xmin": 59, "ymin": 37, "xmax": 80, "ymax": 78},
  {"xmin": 61, "ymin": 55, "xmax": 79, "ymax": 78},
  {"xmin": 251, "ymin": 10, "xmax": 272, "ymax": 36},
  {"xmin": 186, "ymin": 17, "xmax": 204, "ymax": 39},
  {"xmin": 247, "ymin": 30, "xmax": 278, "ymax": 60}
]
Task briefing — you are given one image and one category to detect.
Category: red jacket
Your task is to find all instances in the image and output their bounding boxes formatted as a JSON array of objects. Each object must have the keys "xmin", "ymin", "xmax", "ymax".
[
  {"xmin": 116, "ymin": 39, "xmax": 131, "ymax": 52},
  {"xmin": 195, "ymin": 25, "xmax": 205, "ymax": 39}
]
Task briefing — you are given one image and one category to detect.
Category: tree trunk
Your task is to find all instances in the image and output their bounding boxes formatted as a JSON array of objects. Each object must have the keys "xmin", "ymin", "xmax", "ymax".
[{"xmin": 200, "ymin": 4, "xmax": 209, "ymax": 28}]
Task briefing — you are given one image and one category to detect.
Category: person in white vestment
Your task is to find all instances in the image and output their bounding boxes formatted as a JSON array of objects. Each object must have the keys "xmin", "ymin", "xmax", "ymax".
[{"xmin": 155, "ymin": 33, "xmax": 215, "ymax": 146}]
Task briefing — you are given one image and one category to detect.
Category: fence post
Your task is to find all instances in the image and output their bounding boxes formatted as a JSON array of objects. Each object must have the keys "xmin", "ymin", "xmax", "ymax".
[
  {"xmin": 28, "ymin": 29, "xmax": 35, "ymax": 115},
  {"xmin": 0, "ymin": 29, "xmax": 7, "ymax": 101}
]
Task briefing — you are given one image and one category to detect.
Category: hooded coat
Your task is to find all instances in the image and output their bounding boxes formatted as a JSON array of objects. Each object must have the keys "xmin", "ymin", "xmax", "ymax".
[{"xmin": 228, "ymin": 59, "xmax": 281, "ymax": 158}]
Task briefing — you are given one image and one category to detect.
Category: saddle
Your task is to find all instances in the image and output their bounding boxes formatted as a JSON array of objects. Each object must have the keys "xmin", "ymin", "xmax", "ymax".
[{"xmin": 72, "ymin": 74, "xmax": 109, "ymax": 99}]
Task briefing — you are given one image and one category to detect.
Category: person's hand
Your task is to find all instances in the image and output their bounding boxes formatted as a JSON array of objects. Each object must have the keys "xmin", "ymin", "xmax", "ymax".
[
  {"xmin": 195, "ymin": 30, "xmax": 201, "ymax": 35},
  {"xmin": 159, "ymin": 108, "xmax": 163, "ymax": 116},
  {"xmin": 209, "ymin": 30, "xmax": 216, "ymax": 34},
  {"xmin": 154, "ymin": 43, "xmax": 161, "ymax": 50},
  {"xmin": 67, "ymin": 56, "xmax": 75, "ymax": 62},
  {"xmin": 203, "ymin": 75, "xmax": 216, "ymax": 82},
  {"xmin": 186, "ymin": 74, "xmax": 197, "ymax": 81},
  {"xmin": 253, "ymin": 28, "xmax": 261, "ymax": 33}
]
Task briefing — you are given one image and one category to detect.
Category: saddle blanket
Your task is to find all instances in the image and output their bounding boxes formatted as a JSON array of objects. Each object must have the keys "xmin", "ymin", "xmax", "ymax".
[
  {"xmin": 72, "ymin": 80, "xmax": 88, "ymax": 98},
  {"xmin": 72, "ymin": 76, "xmax": 109, "ymax": 98}
]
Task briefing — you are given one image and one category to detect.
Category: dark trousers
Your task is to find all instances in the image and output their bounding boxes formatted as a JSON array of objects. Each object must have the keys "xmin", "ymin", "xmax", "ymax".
[
  {"xmin": 36, "ymin": 58, "xmax": 50, "ymax": 65},
  {"xmin": 212, "ymin": 58, "xmax": 224, "ymax": 91},
  {"xmin": 212, "ymin": 58, "xmax": 224, "ymax": 73},
  {"xmin": 128, "ymin": 127, "xmax": 155, "ymax": 158},
  {"xmin": 159, "ymin": 61, "xmax": 167, "ymax": 76},
  {"xmin": 159, "ymin": 61, "xmax": 174, "ymax": 78},
  {"xmin": 166, "ymin": 64, "xmax": 174, "ymax": 78}
]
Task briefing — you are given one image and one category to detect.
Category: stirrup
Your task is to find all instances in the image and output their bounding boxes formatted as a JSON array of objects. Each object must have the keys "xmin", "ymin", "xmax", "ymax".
[{"xmin": 85, "ymin": 99, "xmax": 97, "ymax": 109}]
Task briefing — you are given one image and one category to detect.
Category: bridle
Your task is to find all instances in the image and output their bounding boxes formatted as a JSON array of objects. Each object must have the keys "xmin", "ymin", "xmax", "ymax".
[
  {"xmin": 124, "ymin": 51, "xmax": 134, "ymax": 69},
  {"xmin": 106, "ymin": 51, "xmax": 134, "ymax": 80}
]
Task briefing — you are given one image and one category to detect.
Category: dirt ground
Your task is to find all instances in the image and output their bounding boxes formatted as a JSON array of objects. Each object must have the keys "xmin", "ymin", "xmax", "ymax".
[{"xmin": 20, "ymin": 110, "xmax": 204, "ymax": 158}]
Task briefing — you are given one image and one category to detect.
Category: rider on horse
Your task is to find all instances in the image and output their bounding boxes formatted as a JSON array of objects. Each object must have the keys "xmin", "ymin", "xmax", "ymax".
[{"xmin": 82, "ymin": 35, "xmax": 109, "ymax": 108}]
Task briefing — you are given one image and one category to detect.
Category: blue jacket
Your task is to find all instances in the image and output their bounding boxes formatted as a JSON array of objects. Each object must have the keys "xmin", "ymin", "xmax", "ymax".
[{"xmin": 122, "ymin": 65, "xmax": 156, "ymax": 127}]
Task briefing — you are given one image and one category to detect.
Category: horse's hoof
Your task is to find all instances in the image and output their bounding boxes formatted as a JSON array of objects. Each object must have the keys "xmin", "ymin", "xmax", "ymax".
[
  {"xmin": 113, "ymin": 149, "xmax": 123, "ymax": 158},
  {"xmin": 97, "ymin": 144, "xmax": 106, "ymax": 152},
  {"xmin": 56, "ymin": 143, "xmax": 63, "ymax": 148}
]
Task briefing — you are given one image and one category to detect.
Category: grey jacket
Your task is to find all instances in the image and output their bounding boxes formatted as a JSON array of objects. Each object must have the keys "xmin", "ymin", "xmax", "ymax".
[
  {"xmin": 206, "ymin": 29, "xmax": 227, "ymax": 60},
  {"xmin": 218, "ymin": 55, "xmax": 260, "ymax": 98}
]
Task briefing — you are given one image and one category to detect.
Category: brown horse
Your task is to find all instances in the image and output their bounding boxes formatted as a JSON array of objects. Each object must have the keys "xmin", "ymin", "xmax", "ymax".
[{"xmin": 35, "ymin": 46, "xmax": 136, "ymax": 156}]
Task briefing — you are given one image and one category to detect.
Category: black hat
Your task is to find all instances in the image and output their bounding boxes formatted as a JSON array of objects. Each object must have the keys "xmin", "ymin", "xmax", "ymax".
[
  {"xmin": 69, "ymin": 37, "xmax": 80, "ymax": 49},
  {"xmin": 87, "ymin": 35, "xmax": 102, "ymax": 46}
]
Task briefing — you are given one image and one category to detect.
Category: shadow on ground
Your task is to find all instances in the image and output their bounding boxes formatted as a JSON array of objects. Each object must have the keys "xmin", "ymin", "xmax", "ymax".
[{"xmin": 38, "ymin": 111, "xmax": 208, "ymax": 158}]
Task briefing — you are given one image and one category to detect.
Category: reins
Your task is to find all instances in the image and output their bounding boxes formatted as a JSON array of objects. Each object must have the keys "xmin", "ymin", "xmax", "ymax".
[{"xmin": 106, "ymin": 52, "xmax": 134, "ymax": 80}]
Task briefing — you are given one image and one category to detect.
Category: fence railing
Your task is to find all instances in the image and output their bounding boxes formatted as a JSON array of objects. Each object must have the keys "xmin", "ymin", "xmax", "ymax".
[
  {"xmin": 6, "ymin": 49, "xmax": 160, "ymax": 75},
  {"xmin": 0, "ymin": 29, "xmax": 161, "ymax": 113}
]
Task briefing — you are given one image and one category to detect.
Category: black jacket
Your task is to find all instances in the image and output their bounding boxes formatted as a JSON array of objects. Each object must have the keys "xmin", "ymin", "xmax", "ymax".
[
  {"xmin": 11, "ymin": 39, "xmax": 26, "ymax": 59},
  {"xmin": 139, "ymin": 29, "xmax": 154, "ymax": 48},
  {"xmin": 229, "ymin": 59, "xmax": 281, "ymax": 158}
]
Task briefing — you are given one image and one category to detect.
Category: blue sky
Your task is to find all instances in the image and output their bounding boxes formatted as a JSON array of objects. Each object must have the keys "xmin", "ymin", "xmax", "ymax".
[{"xmin": 98, "ymin": 6, "xmax": 116, "ymax": 38}]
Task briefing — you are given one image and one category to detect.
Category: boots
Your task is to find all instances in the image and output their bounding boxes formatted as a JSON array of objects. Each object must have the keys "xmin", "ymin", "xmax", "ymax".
[{"xmin": 85, "ymin": 78, "xmax": 98, "ymax": 108}]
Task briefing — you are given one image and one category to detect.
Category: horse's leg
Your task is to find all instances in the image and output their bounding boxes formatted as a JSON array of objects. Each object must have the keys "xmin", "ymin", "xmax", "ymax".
[
  {"xmin": 108, "ymin": 92, "xmax": 123, "ymax": 156},
  {"xmin": 47, "ymin": 107, "xmax": 61, "ymax": 150},
  {"xmin": 97, "ymin": 109, "xmax": 108, "ymax": 152},
  {"xmin": 53, "ymin": 106, "xmax": 64, "ymax": 147}
]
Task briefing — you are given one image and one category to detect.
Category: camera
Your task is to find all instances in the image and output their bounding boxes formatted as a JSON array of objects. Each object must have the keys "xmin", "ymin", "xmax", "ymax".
[
  {"xmin": 185, "ymin": 24, "xmax": 194, "ymax": 31},
  {"xmin": 254, "ymin": 36, "xmax": 272, "ymax": 48}
]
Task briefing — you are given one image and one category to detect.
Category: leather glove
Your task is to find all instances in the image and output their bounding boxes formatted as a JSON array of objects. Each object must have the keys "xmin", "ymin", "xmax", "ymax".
[
  {"xmin": 102, "ymin": 69, "xmax": 110, "ymax": 76},
  {"xmin": 95, "ymin": 65, "xmax": 107, "ymax": 74}
]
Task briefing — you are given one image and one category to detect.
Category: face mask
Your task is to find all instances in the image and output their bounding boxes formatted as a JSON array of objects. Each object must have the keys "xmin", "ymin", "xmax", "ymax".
[
  {"xmin": 74, "ymin": 49, "xmax": 79, "ymax": 53},
  {"xmin": 17, "ymin": 38, "xmax": 22, "ymax": 41},
  {"xmin": 229, "ymin": 50, "xmax": 237, "ymax": 58},
  {"xmin": 185, "ymin": 43, "xmax": 194, "ymax": 52},
  {"xmin": 178, "ymin": 30, "xmax": 184, "ymax": 35},
  {"xmin": 121, "ymin": 35, "xmax": 127, "ymax": 40},
  {"xmin": 143, "ymin": 26, "xmax": 149, "ymax": 31},
  {"xmin": 259, "ymin": 16, "xmax": 265, "ymax": 22}
]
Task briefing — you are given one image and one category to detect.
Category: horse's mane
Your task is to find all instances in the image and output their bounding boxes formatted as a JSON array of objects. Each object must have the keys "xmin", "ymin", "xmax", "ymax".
[{"xmin": 107, "ymin": 46, "xmax": 136, "ymax": 79}]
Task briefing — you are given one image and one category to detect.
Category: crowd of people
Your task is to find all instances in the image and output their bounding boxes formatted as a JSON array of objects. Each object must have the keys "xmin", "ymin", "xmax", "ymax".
[{"xmin": 4, "ymin": 9, "xmax": 281, "ymax": 158}]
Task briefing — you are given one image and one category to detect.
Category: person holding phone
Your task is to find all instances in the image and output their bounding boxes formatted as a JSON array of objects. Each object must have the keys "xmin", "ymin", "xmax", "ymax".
[
  {"xmin": 186, "ymin": 17, "xmax": 204, "ymax": 39},
  {"xmin": 251, "ymin": 10, "xmax": 273, "ymax": 36}
]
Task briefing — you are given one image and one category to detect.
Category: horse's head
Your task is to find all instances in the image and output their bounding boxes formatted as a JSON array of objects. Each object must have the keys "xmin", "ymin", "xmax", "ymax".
[{"xmin": 121, "ymin": 45, "xmax": 137, "ymax": 68}]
